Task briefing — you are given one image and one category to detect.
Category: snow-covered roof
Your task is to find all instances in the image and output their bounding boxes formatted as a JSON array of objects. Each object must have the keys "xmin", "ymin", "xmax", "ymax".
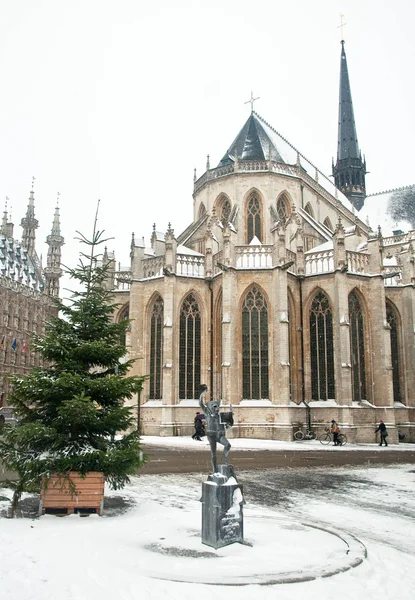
[
  {"xmin": 176, "ymin": 244, "xmax": 204, "ymax": 257},
  {"xmin": 359, "ymin": 186, "xmax": 415, "ymax": 236}
]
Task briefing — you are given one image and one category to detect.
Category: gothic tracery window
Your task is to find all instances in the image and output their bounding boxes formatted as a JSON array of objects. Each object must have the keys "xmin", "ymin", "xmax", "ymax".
[
  {"xmin": 386, "ymin": 301, "xmax": 402, "ymax": 404},
  {"xmin": 221, "ymin": 199, "xmax": 231, "ymax": 224},
  {"xmin": 119, "ymin": 305, "xmax": 129, "ymax": 347},
  {"xmin": 276, "ymin": 195, "xmax": 289, "ymax": 222},
  {"xmin": 242, "ymin": 286, "xmax": 269, "ymax": 399},
  {"xmin": 309, "ymin": 291, "xmax": 335, "ymax": 400},
  {"xmin": 179, "ymin": 293, "xmax": 201, "ymax": 399},
  {"xmin": 349, "ymin": 291, "xmax": 367, "ymax": 401},
  {"xmin": 149, "ymin": 295, "xmax": 164, "ymax": 400},
  {"xmin": 246, "ymin": 194, "xmax": 262, "ymax": 243},
  {"xmin": 304, "ymin": 203, "xmax": 314, "ymax": 218}
]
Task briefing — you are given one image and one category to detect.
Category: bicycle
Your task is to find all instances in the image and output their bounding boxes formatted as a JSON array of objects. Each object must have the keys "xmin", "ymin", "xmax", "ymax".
[
  {"xmin": 294, "ymin": 429, "xmax": 316, "ymax": 441},
  {"xmin": 319, "ymin": 427, "xmax": 347, "ymax": 446}
]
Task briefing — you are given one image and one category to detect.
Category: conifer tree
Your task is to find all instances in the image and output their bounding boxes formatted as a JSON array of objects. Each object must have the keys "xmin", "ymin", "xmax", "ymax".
[{"xmin": 0, "ymin": 217, "xmax": 146, "ymax": 510}]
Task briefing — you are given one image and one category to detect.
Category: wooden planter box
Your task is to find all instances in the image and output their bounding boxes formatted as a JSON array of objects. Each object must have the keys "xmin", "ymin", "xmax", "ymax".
[{"xmin": 39, "ymin": 472, "xmax": 105, "ymax": 516}]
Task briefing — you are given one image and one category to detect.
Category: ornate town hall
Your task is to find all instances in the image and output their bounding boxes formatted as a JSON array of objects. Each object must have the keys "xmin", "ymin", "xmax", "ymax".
[
  {"xmin": 0, "ymin": 186, "xmax": 63, "ymax": 417},
  {"xmin": 108, "ymin": 41, "xmax": 415, "ymax": 443}
]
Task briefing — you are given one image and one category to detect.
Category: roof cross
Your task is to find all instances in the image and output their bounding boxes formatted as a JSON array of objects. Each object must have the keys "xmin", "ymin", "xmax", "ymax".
[
  {"xmin": 338, "ymin": 13, "xmax": 347, "ymax": 41},
  {"xmin": 245, "ymin": 91, "xmax": 260, "ymax": 113}
]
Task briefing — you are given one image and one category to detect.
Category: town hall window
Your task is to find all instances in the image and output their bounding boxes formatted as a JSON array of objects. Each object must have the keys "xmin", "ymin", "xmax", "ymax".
[
  {"xmin": 179, "ymin": 293, "xmax": 201, "ymax": 399},
  {"xmin": 242, "ymin": 286, "xmax": 269, "ymax": 399},
  {"xmin": 246, "ymin": 193, "xmax": 262, "ymax": 243},
  {"xmin": 349, "ymin": 291, "xmax": 367, "ymax": 401},
  {"xmin": 309, "ymin": 291, "xmax": 335, "ymax": 400},
  {"xmin": 149, "ymin": 295, "xmax": 164, "ymax": 400}
]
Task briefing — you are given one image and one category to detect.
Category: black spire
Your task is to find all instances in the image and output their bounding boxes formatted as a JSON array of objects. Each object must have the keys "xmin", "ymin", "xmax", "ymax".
[{"xmin": 332, "ymin": 41, "xmax": 366, "ymax": 210}]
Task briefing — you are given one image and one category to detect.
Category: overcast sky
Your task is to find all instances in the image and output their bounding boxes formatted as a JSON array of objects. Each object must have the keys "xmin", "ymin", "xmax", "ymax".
[{"xmin": 0, "ymin": 0, "xmax": 414, "ymax": 284}]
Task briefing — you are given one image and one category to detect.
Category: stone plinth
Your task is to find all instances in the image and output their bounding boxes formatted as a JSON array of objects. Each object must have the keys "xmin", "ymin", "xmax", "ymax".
[{"xmin": 200, "ymin": 464, "xmax": 244, "ymax": 549}]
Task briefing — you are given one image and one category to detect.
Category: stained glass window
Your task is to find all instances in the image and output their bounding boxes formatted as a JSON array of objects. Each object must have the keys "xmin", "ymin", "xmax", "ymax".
[
  {"xmin": 386, "ymin": 301, "xmax": 402, "ymax": 403},
  {"xmin": 277, "ymin": 196, "xmax": 288, "ymax": 222},
  {"xmin": 242, "ymin": 286, "xmax": 269, "ymax": 399},
  {"xmin": 247, "ymin": 194, "xmax": 262, "ymax": 243},
  {"xmin": 309, "ymin": 292, "xmax": 335, "ymax": 400},
  {"xmin": 179, "ymin": 293, "xmax": 201, "ymax": 399},
  {"xmin": 349, "ymin": 291, "xmax": 366, "ymax": 401},
  {"xmin": 221, "ymin": 199, "xmax": 231, "ymax": 224},
  {"xmin": 119, "ymin": 305, "xmax": 129, "ymax": 347},
  {"xmin": 149, "ymin": 295, "xmax": 164, "ymax": 400}
]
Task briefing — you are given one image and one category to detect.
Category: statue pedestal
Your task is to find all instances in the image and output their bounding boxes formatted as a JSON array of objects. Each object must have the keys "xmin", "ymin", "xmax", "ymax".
[{"xmin": 200, "ymin": 464, "xmax": 244, "ymax": 549}]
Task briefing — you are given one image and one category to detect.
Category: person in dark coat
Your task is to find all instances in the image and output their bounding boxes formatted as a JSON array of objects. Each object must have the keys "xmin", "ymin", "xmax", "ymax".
[
  {"xmin": 330, "ymin": 419, "xmax": 340, "ymax": 446},
  {"xmin": 375, "ymin": 419, "xmax": 388, "ymax": 446},
  {"xmin": 192, "ymin": 412, "xmax": 206, "ymax": 441}
]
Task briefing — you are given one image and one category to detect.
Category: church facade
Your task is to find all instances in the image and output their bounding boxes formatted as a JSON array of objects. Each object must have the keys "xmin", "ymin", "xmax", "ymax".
[
  {"xmin": 108, "ymin": 42, "xmax": 415, "ymax": 443},
  {"xmin": 0, "ymin": 187, "xmax": 64, "ymax": 418}
]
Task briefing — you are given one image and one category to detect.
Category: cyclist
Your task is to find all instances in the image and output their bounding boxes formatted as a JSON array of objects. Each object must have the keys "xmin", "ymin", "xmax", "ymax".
[{"xmin": 330, "ymin": 419, "xmax": 341, "ymax": 446}]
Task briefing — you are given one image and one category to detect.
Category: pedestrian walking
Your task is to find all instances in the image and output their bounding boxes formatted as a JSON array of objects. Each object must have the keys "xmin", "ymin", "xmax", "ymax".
[
  {"xmin": 330, "ymin": 419, "xmax": 340, "ymax": 446},
  {"xmin": 375, "ymin": 419, "xmax": 388, "ymax": 446},
  {"xmin": 192, "ymin": 411, "xmax": 206, "ymax": 441}
]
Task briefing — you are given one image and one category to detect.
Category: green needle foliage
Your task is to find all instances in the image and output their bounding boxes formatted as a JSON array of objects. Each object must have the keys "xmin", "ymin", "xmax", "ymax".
[{"xmin": 0, "ymin": 217, "xmax": 147, "ymax": 510}]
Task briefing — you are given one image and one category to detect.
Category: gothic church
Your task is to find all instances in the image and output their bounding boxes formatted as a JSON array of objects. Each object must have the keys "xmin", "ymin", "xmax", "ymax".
[{"xmin": 107, "ymin": 41, "xmax": 415, "ymax": 443}]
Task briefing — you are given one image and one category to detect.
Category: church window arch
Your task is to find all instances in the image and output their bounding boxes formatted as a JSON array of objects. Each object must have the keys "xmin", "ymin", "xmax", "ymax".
[
  {"xmin": 221, "ymin": 198, "xmax": 231, "ymax": 224},
  {"xmin": 323, "ymin": 217, "xmax": 333, "ymax": 232},
  {"xmin": 276, "ymin": 193, "xmax": 291, "ymax": 222},
  {"xmin": 309, "ymin": 291, "xmax": 335, "ymax": 400},
  {"xmin": 149, "ymin": 295, "xmax": 164, "ymax": 400},
  {"xmin": 242, "ymin": 285, "xmax": 269, "ymax": 399},
  {"xmin": 118, "ymin": 304, "xmax": 129, "ymax": 347},
  {"xmin": 179, "ymin": 293, "xmax": 201, "ymax": 399},
  {"xmin": 386, "ymin": 300, "xmax": 403, "ymax": 404},
  {"xmin": 198, "ymin": 203, "xmax": 207, "ymax": 219},
  {"xmin": 246, "ymin": 192, "xmax": 263, "ymax": 243},
  {"xmin": 349, "ymin": 291, "xmax": 367, "ymax": 401},
  {"xmin": 304, "ymin": 203, "xmax": 315, "ymax": 218}
]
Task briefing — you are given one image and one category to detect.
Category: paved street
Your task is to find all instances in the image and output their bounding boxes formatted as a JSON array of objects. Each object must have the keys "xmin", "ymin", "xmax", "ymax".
[{"xmin": 139, "ymin": 442, "xmax": 415, "ymax": 474}]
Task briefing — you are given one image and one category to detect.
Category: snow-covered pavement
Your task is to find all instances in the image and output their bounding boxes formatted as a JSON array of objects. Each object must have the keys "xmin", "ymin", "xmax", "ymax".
[{"xmin": 1, "ymin": 439, "xmax": 415, "ymax": 599}]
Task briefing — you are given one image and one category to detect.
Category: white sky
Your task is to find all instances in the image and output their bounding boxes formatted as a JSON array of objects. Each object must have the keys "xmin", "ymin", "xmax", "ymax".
[{"xmin": 0, "ymin": 0, "xmax": 414, "ymax": 284}]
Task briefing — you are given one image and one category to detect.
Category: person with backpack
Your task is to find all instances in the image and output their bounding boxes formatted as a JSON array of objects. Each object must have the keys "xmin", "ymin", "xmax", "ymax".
[
  {"xmin": 330, "ymin": 419, "xmax": 340, "ymax": 446},
  {"xmin": 375, "ymin": 419, "xmax": 388, "ymax": 446}
]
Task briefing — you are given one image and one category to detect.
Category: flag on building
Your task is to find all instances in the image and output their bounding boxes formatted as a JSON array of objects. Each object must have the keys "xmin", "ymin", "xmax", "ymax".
[
  {"xmin": 11, "ymin": 338, "xmax": 17, "ymax": 352},
  {"xmin": 22, "ymin": 341, "xmax": 28, "ymax": 353}
]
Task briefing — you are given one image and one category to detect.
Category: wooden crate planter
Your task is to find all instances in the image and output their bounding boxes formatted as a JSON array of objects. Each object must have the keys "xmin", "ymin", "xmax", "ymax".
[{"xmin": 39, "ymin": 472, "xmax": 105, "ymax": 516}]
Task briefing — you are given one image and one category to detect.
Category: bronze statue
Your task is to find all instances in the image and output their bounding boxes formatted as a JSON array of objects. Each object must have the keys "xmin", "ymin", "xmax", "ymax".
[{"xmin": 199, "ymin": 385, "xmax": 233, "ymax": 473}]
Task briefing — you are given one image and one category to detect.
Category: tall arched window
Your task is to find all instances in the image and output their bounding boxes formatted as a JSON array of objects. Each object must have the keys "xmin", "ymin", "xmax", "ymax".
[
  {"xmin": 179, "ymin": 293, "xmax": 201, "ymax": 399},
  {"xmin": 246, "ymin": 194, "xmax": 262, "ymax": 243},
  {"xmin": 276, "ymin": 194, "xmax": 290, "ymax": 222},
  {"xmin": 149, "ymin": 295, "xmax": 164, "ymax": 399},
  {"xmin": 323, "ymin": 217, "xmax": 333, "ymax": 232},
  {"xmin": 309, "ymin": 292, "xmax": 335, "ymax": 400},
  {"xmin": 198, "ymin": 203, "xmax": 206, "ymax": 219},
  {"xmin": 242, "ymin": 286, "xmax": 269, "ymax": 399},
  {"xmin": 304, "ymin": 203, "xmax": 314, "ymax": 218},
  {"xmin": 349, "ymin": 291, "xmax": 366, "ymax": 401},
  {"xmin": 386, "ymin": 301, "xmax": 402, "ymax": 403},
  {"xmin": 221, "ymin": 199, "xmax": 231, "ymax": 224},
  {"xmin": 119, "ymin": 305, "xmax": 129, "ymax": 346}
]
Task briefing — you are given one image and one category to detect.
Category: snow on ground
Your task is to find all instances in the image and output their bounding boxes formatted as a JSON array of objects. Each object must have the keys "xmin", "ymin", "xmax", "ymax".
[{"xmin": 1, "ymin": 440, "xmax": 415, "ymax": 600}]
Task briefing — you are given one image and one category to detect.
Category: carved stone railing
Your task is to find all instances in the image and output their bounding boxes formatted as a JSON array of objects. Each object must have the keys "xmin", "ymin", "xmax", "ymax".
[
  {"xmin": 382, "ymin": 266, "xmax": 403, "ymax": 286},
  {"xmin": 346, "ymin": 251, "xmax": 369, "ymax": 274},
  {"xmin": 176, "ymin": 254, "xmax": 205, "ymax": 277},
  {"xmin": 213, "ymin": 250, "xmax": 224, "ymax": 275},
  {"xmin": 305, "ymin": 249, "xmax": 334, "ymax": 275},
  {"xmin": 236, "ymin": 245, "xmax": 273, "ymax": 269},
  {"xmin": 285, "ymin": 249, "xmax": 297, "ymax": 273},
  {"xmin": 382, "ymin": 231, "xmax": 415, "ymax": 246},
  {"xmin": 114, "ymin": 270, "xmax": 132, "ymax": 290},
  {"xmin": 142, "ymin": 256, "xmax": 164, "ymax": 279},
  {"xmin": 238, "ymin": 160, "xmax": 269, "ymax": 172}
]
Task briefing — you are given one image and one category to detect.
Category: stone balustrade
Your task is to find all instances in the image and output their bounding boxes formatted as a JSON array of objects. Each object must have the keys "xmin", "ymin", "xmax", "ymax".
[
  {"xmin": 346, "ymin": 251, "xmax": 369, "ymax": 274},
  {"xmin": 236, "ymin": 245, "xmax": 273, "ymax": 269},
  {"xmin": 305, "ymin": 249, "xmax": 334, "ymax": 275}
]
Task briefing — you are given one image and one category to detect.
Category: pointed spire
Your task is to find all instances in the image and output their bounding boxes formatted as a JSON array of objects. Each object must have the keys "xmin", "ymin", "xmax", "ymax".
[
  {"xmin": 332, "ymin": 41, "xmax": 366, "ymax": 211},
  {"xmin": 1, "ymin": 198, "xmax": 8, "ymax": 235},
  {"xmin": 337, "ymin": 41, "xmax": 360, "ymax": 161},
  {"xmin": 44, "ymin": 196, "xmax": 64, "ymax": 298},
  {"xmin": 206, "ymin": 154, "xmax": 210, "ymax": 170},
  {"xmin": 21, "ymin": 179, "xmax": 39, "ymax": 253},
  {"xmin": 193, "ymin": 168, "xmax": 197, "ymax": 183}
]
